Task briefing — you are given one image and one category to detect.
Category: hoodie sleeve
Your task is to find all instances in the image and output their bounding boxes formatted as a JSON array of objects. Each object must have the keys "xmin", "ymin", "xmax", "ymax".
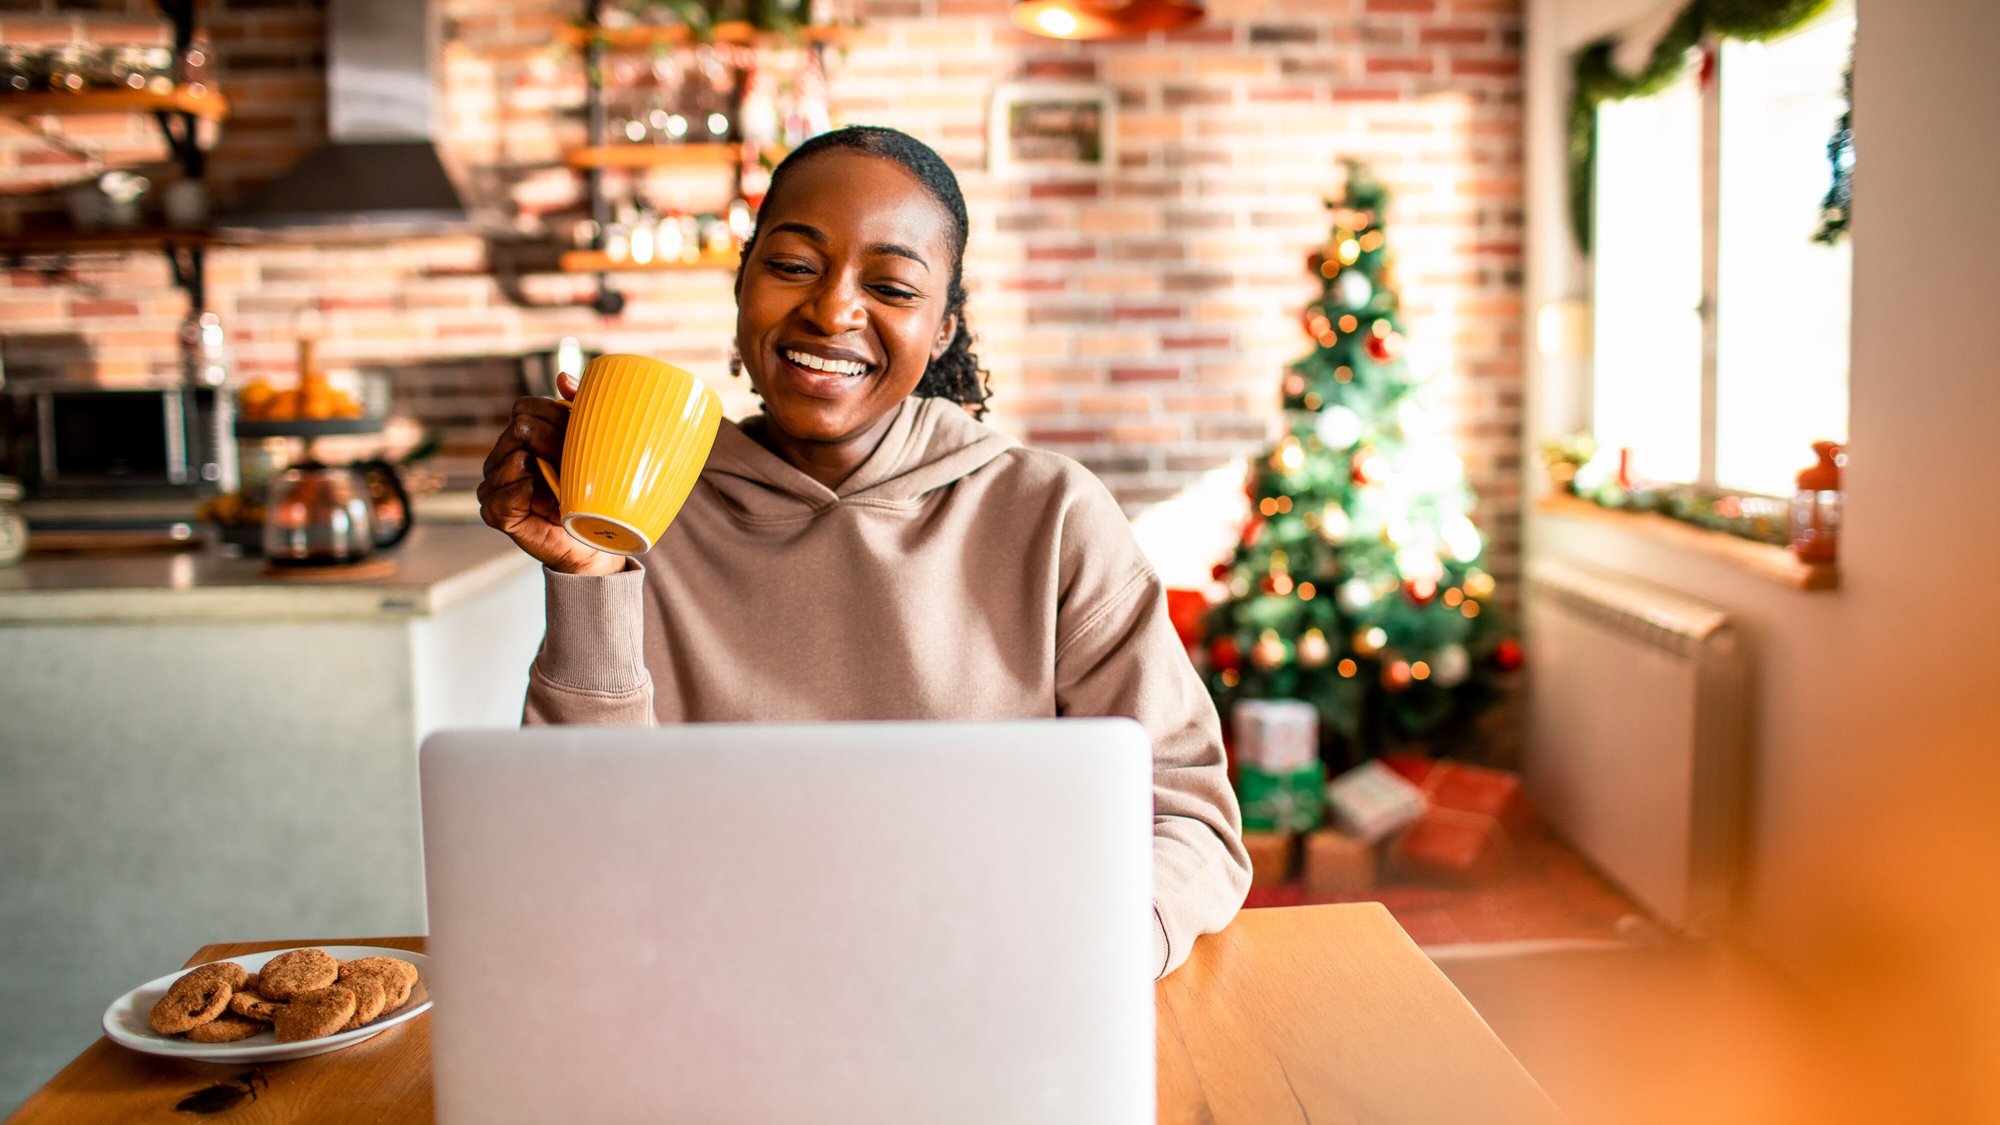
[
  {"xmin": 1051, "ymin": 479, "xmax": 1252, "ymax": 979},
  {"xmin": 523, "ymin": 562, "xmax": 657, "ymax": 726}
]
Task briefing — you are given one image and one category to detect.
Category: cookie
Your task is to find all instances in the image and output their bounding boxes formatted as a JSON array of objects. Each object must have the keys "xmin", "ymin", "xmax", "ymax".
[
  {"xmin": 273, "ymin": 985, "xmax": 357, "ymax": 1043},
  {"xmin": 240, "ymin": 972, "xmax": 260, "ymax": 993},
  {"xmin": 340, "ymin": 957, "xmax": 418, "ymax": 990},
  {"xmin": 259, "ymin": 948, "xmax": 338, "ymax": 1001},
  {"xmin": 149, "ymin": 972, "xmax": 232, "ymax": 1035},
  {"xmin": 185, "ymin": 1014, "xmax": 264, "ymax": 1043},
  {"xmin": 339, "ymin": 974, "xmax": 388, "ymax": 1031},
  {"xmin": 184, "ymin": 961, "xmax": 248, "ymax": 990},
  {"xmin": 340, "ymin": 957, "xmax": 418, "ymax": 1012},
  {"xmin": 228, "ymin": 991, "xmax": 286, "ymax": 1022}
]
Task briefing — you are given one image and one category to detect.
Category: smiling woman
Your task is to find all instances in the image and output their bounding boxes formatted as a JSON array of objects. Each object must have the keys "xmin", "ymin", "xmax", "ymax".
[
  {"xmin": 730, "ymin": 130, "xmax": 984, "ymax": 486},
  {"xmin": 476, "ymin": 126, "xmax": 1251, "ymax": 979}
]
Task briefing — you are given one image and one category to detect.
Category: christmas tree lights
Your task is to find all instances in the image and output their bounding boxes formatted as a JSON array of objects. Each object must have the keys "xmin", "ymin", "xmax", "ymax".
[{"xmin": 1204, "ymin": 161, "xmax": 1517, "ymax": 766}]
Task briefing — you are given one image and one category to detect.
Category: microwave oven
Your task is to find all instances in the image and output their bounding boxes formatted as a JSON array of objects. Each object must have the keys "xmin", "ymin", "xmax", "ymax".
[{"xmin": 0, "ymin": 385, "xmax": 236, "ymax": 498}]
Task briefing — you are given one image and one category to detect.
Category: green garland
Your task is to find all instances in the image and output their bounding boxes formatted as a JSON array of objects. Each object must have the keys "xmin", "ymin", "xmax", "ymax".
[{"xmin": 1568, "ymin": 0, "xmax": 1836, "ymax": 253}]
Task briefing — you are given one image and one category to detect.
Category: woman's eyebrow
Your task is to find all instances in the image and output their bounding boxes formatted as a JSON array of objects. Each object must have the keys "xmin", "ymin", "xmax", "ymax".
[{"xmin": 767, "ymin": 221, "xmax": 930, "ymax": 273}]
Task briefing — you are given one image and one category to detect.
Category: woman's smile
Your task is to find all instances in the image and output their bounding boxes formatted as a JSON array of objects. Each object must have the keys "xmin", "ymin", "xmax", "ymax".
[{"xmin": 774, "ymin": 346, "xmax": 876, "ymax": 399}]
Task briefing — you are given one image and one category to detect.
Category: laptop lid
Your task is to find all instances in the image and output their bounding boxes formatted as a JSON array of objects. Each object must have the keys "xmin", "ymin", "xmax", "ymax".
[{"xmin": 419, "ymin": 719, "xmax": 1156, "ymax": 1125}]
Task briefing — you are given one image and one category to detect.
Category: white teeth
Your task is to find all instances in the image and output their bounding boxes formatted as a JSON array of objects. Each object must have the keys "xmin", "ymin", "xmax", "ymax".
[{"xmin": 783, "ymin": 349, "xmax": 869, "ymax": 376}]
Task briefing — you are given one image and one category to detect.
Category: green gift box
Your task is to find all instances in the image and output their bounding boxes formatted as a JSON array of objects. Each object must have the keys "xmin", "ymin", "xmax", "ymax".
[{"xmin": 1237, "ymin": 762, "xmax": 1325, "ymax": 833}]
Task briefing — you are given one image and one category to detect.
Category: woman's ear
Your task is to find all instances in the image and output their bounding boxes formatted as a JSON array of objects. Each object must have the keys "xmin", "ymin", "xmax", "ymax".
[{"xmin": 930, "ymin": 311, "xmax": 959, "ymax": 361}]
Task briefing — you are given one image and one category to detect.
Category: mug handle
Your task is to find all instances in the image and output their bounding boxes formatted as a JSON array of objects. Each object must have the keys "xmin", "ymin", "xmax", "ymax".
[{"xmin": 533, "ymin": 396, "xmax": 572, "ymax": 502}]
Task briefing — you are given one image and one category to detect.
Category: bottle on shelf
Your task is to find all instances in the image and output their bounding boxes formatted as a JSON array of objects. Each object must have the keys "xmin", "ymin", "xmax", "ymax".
[
  {"xmin": 628, "ymin": 204, "xmax": 658, "ymax": 265},
  {"xmin": 1789, "ymin": 441, "xmax": 1843, "ymax": 564},
  {"xmin": 181, "ymin": 310, "xmax": 239, "ymax": 493}
]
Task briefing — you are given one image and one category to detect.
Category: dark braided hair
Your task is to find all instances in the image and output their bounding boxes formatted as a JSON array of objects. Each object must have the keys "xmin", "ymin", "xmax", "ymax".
[{"xmin": 735, "ymin": 125, "xmax": 992, "ymax": 418}]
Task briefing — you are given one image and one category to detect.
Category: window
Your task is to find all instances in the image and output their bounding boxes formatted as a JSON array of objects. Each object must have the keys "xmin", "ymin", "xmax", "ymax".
[{"xmin": 1590, "ymin": 4, "xmax": 1854, "ymax": 498}]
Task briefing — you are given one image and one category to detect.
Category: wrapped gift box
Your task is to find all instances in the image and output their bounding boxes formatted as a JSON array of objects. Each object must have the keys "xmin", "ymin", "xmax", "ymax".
[
  {"xmin": 1323, "ymin": 759, "xmax": 1429, "ymax": 843},
  {"xmin": 1391, "ymin": 815, "xmax": 1512, "ymax": 884},
  {"xmin": 1380, "ymin": 755, "xmax": 1533, "ymax": 883},
  {"xmin": 1379, "ymin": 754, "xmax": 1535, "ymax": 838},
  {"xmin": 1300, "ymin": 827, "xmax": 1377, "ymax": 895},
  {"xmin": 1231, "ymin": 699, "xmax": 1319, "ymax": 772},
  {"xmin": 1242, "ymin": 830, "xmax": 1296, "ymax": 889},
  {"xmin": 1237, "ymin": 761, "xmax": 1324, "ymax": 833}
]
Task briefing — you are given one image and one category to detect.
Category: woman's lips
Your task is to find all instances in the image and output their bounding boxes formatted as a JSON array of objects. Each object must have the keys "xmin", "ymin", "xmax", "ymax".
[{"xmin": 775, "ymin": 351, "xmax": 870, "ymax": 399}]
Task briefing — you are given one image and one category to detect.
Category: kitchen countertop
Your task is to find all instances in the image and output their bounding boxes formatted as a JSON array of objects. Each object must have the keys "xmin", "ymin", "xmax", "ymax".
[{"xmin": 0, "ymin": 522, "xmax": 541, "ymax": 624}]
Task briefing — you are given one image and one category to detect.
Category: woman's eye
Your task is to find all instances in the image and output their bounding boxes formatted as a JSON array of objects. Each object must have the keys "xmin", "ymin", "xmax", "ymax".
[
  {"xmin": 767, "ymin": 260, "xmax": 814, "ymax": 277},
  {"xmin": 872, "ymin": 285, "xmax": 918, "ymax": 301}
]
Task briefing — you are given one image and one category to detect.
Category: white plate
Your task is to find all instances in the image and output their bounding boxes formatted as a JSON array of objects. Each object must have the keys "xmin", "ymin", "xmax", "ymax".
[{"xmin": 102, "ymin": 945, "xmax": 432, "ymax": 1063}]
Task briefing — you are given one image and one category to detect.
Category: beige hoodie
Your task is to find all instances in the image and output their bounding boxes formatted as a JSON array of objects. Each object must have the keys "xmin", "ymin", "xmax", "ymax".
[{"xmin": 525, "ymin": 395, "xmax": 1250, "ymax": 976}]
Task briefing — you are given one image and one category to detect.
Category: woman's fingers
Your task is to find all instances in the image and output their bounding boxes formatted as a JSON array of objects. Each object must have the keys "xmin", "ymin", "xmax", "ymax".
[{"xmin": 483, "ymin": 396, "xmax": 571, "ymax": 477}]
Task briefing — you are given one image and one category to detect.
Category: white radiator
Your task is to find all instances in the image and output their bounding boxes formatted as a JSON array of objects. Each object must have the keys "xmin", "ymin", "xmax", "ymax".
[{"xmin": 1524, "ymin": 560, "xmax": 1749, "ymax": 935}]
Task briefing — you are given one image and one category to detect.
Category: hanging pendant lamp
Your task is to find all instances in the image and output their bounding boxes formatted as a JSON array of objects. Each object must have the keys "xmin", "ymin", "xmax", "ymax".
[{"xmin": 1010, "ymin": 0, "xmax": 1205, "ymax": 39}]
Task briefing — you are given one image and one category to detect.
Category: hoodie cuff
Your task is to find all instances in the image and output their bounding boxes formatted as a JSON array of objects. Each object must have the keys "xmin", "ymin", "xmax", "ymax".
[{"xmin": 536, "ymin": 560, "xmax": 647, "ymax": 694}]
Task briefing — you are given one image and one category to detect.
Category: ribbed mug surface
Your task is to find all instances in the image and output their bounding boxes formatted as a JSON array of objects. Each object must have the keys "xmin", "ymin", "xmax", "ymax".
[{"xmin": 557, "ymin": 354, "xmax": 722, "ymax": 556}]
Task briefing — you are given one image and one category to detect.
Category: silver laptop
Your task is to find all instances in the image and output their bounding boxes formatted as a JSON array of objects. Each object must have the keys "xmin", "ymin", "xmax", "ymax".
[{"xmin": 419, "ymin": 720, "xmax": 1156, "ymax": 1125}]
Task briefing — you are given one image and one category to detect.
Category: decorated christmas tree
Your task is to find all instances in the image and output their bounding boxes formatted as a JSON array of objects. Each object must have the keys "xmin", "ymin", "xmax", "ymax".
[{"xmin": 1204, "ymin": 161, "xmax": 1519, "ymax": 768}]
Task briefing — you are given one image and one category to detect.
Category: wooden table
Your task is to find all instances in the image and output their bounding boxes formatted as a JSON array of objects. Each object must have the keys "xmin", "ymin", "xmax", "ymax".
[{"xmin": 8, "ymin": 904, "xmax": 1565, "ymax": 1124}]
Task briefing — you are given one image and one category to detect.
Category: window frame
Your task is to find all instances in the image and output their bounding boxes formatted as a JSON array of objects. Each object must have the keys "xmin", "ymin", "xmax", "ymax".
[{"xmin": 1587, "ymin": 5, "xmax": 1854, "ymax": 499}]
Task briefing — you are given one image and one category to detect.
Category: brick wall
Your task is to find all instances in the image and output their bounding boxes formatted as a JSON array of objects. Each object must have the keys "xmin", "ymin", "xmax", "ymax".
[{"xmin": 0, "ymin": 0, "xmax": 1523, "ymax": 592}]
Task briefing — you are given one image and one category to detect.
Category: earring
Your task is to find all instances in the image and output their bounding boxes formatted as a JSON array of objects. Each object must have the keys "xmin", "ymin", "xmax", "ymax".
[{"xmin": 729, "ymin": 343, "xmax": 742, "ymax": 378}]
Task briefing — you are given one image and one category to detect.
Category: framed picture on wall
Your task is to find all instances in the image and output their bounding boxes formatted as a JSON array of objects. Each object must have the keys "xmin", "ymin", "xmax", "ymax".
[{"xmin": 987, "ymin": 82, "xmax": 1117, "ymax": 179}]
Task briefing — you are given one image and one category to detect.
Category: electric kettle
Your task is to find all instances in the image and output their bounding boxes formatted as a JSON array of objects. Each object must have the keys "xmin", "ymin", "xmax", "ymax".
[{"xmin": 262, "ymin": 460, "xmax": 412, "ymax": 566}]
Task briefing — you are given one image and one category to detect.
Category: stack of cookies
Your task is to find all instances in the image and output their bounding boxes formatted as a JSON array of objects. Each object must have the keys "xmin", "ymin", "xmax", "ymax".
[{"xmin": 147, "ymin": 948, "xmax": 421, "ymax": 1044}]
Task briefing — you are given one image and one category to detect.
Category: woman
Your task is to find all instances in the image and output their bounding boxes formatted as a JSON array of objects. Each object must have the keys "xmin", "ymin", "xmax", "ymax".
[{"xmin": 478, "ymin": 126, "xmax": 1248, "ymax": 977}]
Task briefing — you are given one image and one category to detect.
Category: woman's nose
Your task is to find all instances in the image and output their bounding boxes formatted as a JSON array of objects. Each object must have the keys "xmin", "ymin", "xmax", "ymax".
[{"xmin": 801, "ymin": 273, "xmax": 867, "ymax": 334}]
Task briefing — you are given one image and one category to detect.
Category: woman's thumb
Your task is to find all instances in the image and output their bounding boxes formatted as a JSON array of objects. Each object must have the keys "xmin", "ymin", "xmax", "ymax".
[{"xmin": 556, "ymin": 370, "xmax": 580, "ymax": 401}]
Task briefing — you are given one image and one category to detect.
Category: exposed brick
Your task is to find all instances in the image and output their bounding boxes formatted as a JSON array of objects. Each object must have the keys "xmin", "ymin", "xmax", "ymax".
[
  {"xmin": 1025, "ymin": 244, "xmax": 1097, "ymax": 262},
  {"xmin": 1027, "ymin": 181, "xmax": 1100, "ymax": 201},
  {"xmin": 1109, "ymin": 366, "xmax": 1182, "ymax": 383}
]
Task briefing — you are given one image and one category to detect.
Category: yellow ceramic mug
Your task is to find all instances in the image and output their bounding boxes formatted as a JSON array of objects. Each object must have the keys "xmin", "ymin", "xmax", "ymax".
[{"xmin": 534, "ymin": 354, "xmax": 723, "ymax": 557}]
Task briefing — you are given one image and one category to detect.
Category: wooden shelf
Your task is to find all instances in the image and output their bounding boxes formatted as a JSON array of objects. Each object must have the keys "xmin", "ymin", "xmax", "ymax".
[
  {"xmin": 563, "ymin": 143, "xmax": 787, "ymax": 170},
  {"xmin": 557, "ymin": 249, "xmax": 739, "ymax": 273},
  {"xmin": 556, "ymin": 20, "xmax": 853, "ymax": 50},
  {"xmin": 1, "ymin": 227, "xmax": 210, "ymax": 255},
  {"xmin": 565, "ymin": 143, "xmax": 737, "ymax": 169},
  {"xmin": 0, "ymin": 87, "xmax": 229, "ymax": 121},
  {"xmin": 1534, "ymin": 493, "xmax": 1839, "ymax": 592}
]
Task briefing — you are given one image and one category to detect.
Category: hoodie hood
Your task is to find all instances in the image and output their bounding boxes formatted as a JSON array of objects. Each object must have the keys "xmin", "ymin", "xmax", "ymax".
[{"xmin": 700, "ymin": 397, "xmax": 1017, "ymax": 519}]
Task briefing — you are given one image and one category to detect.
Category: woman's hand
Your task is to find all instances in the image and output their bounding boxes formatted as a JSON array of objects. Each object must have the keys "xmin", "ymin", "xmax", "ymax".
[{"xmin": 478, "ymin": 372, "xmax": 625, "ymax": 576}]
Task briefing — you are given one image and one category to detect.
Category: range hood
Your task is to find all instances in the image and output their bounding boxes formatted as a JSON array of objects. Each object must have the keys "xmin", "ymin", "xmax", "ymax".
[{"xmin": 220, "ymin": 0, "xmax": 475, "ymax": 234}]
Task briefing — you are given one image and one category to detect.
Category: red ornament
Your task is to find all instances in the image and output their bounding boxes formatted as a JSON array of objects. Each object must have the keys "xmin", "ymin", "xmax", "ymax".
[
  {"xmin": 1260, "ymin": 574, "xmax": 1279, "ymax": 595},
  {"xmin": 1382, "ymin": 659, "xmax": 1413, "ymax": 692},
  {"xmin": 1241, "ymin": 517, "xmax": 1265, "ymax": 549},
  {"xmin": 1403, "ymin": 577, "xmax": 1438, "ymax": 605},
  {"xmin": 1209, "ymin": 636, "xmax": 1242, "ymax": 672},
  {"xmin": 1366, "ymin": 331, "xmax": 1403, "ymax": 363},
  {"xmin": 1211, "ymin": 561, "xmax": 1231, "ymax": 582},
  {"xmin": 1493, "ymin": 638, "xmax": 1524, "ymax": 671}
]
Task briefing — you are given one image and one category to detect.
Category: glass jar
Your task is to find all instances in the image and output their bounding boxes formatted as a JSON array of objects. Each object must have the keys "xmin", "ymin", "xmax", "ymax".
[
  {"xmin": 177, "ymin": 38, "xmax": 213, "ymax": 94},
  {"xmin": 46, "ymin": 45, "xmax": 91, "ymax": 92},
  {"xmin": 111, "ymin": 45, "xmax": 176, "ymax": 94},
  {"xmin": 0, "ymin": 476, "xmax": 27, "ymax": 567},
  {"xmin": 0, "ymin": 46, "xmax": 47, "ymax": 94}
]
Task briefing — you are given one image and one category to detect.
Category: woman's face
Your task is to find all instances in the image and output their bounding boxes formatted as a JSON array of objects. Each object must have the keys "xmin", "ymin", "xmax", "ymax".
[{"xmin": 734, "ymin": 150, "xmax": 959, "ymax": 473}]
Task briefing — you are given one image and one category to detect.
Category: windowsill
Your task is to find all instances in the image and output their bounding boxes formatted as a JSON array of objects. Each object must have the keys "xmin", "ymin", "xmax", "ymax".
[{"xmin": 1534, "ymin": 493, "xmax": 1839, "ymax": 592}]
